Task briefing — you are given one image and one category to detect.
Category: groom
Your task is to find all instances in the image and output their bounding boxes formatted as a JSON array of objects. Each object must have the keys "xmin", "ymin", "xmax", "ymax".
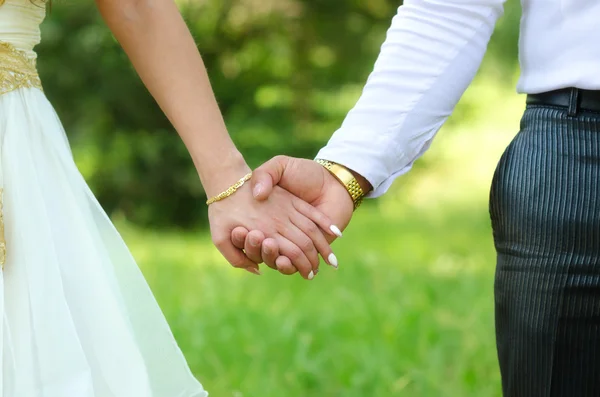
[{"xmin": 221, "ymin": 1, "xmax": 600, "ymax": 396}]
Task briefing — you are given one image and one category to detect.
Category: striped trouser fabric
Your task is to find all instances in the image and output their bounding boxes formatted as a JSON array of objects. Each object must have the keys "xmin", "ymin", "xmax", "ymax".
[{"xmin": 490, "ymin": 104, "xmax": 600, "ymax": 397}]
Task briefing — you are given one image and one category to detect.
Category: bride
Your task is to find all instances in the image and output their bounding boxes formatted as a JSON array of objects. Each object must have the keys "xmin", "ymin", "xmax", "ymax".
[{"xmin": 0, "ymin": 0, "xmax": 338, "ymax": 395}]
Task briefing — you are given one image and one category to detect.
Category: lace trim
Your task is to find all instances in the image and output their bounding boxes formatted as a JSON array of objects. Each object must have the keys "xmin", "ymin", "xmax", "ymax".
[{"xmin": 0, "ymin": 40, "xmax": 43, "ymax": 96}]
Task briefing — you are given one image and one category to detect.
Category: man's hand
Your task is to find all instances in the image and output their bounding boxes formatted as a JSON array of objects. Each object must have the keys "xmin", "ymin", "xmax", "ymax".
[{"xmin": 231, "ymin": 156, "xmax": 367, "ymax": 274}]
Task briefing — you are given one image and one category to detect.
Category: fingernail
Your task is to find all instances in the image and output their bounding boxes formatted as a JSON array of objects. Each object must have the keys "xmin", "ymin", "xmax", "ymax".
[
  {"xmin": 328, "ymin": 253, "xmax": 338, "ymax": 269},
  {"xmin": 308, "ymin": 270, "xmax": 315, "ymax": 280},
  {"xmin": 247, "ymin": 268, "xmax": 262, "ymax": 276},
  {"xmin": 250, "ymin": 238, "xmax": 259, "ymax": 247},
  {"xmin": 253, "ymin": 183, "xmax": 263, "ymax": 198},
  {"xmin": 330, "ymin": 225, "xmax": 343, "ymax": 238}
]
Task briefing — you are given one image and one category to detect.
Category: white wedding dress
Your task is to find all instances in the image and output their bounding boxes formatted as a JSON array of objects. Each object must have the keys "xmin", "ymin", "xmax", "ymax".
[{"xmin": 0, "ymin": 1, "xmax": 208, "ymax": 396}]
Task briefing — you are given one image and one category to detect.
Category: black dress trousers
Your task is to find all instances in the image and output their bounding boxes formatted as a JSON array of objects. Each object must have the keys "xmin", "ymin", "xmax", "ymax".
[{"xmin": 490, "ymin": 103, "xmax": 600, "ymax": 397}]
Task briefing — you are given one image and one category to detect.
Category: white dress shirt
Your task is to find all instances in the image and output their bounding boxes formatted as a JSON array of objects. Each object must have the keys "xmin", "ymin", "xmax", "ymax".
[{"xmin": 316, "ymin": 0, "xmax": 600, "ymax": 197}]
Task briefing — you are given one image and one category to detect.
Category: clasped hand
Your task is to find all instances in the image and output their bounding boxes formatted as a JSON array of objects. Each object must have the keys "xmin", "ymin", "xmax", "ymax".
[{"xmin": 208, "ymin": 156, "xmax": 354, "ymax": 279}]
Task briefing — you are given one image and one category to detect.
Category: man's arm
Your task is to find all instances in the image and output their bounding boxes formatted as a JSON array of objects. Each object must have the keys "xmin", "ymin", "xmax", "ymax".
[
  {"xmin": 237, "ymin": 0, "xmax": 507, "ymax": 273},
  {"xmin": 317, "ymin": 0, "xmax": 506, "ymax": 197}
]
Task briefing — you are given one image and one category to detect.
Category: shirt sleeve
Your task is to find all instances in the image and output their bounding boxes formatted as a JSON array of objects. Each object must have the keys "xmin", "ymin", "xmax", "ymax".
[{"xmin": 315, "ymin": 0, "xmax": 506, "ymax": 197}]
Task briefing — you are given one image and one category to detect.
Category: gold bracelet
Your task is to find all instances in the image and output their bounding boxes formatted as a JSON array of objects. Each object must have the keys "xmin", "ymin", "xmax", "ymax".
[
  {"xmin": 314, "ymin": 159, "xmax": 365, "ymax": 210},
  {"xmin": 206, "ymin": 172, "xmax": 252, "ymax": 205}
]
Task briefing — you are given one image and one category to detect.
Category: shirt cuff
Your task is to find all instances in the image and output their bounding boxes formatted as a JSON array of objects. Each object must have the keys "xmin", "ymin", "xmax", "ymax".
[{"xmin": 315, "ymin": 137, "xmax": 411, "ymax": 199}]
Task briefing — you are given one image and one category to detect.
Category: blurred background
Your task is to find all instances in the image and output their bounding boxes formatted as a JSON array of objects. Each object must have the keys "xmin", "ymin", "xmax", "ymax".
[{"xmin": 38, "ymin": 0, "xmax": 524, "ymax": 395}]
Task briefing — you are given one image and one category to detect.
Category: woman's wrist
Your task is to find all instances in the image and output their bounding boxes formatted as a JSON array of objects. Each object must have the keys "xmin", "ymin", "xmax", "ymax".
[{"xmin": 195, "ymin": 150, "xmax": 251, "ymax": 198}]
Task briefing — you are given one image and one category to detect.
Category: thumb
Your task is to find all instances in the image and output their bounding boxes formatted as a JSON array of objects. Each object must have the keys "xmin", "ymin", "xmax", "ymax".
[{"xmin": 251, "ymin": 155, "xmax": 289, "ymax": 201}]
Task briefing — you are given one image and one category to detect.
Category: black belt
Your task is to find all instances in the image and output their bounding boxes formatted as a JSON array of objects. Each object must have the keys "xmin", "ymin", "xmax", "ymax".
[{"xmin": 527, "ymin": 88, "xmax": 600, "ymax": 116}]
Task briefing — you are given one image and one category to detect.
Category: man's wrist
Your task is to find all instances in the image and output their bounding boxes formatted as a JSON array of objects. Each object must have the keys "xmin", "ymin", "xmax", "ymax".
[
  {"xmin": 348, "ymin": 169, "xmax": 372, "ymax": 195},
  {"xmin": 315, "ymin": 159, "xmax": 371, "ymax": 209}
]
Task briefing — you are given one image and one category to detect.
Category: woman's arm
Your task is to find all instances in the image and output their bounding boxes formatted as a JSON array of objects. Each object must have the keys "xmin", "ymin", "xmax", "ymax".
[
  {"xmin": 95, "ymin": 0, "xmax": 244, "ymax": 196},
  {"xmin": 94, "ymin": 0, "xmax": 338, "ymax": 278}
]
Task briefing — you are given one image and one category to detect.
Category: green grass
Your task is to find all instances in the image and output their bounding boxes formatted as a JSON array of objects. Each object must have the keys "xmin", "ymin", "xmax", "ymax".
[
  {"xmin": 119, "ymin": 198, "xmax": 501, "ymax": 397},
  {"xmin": 113, "ymin": 70, "xmax": 524, "ymax": 397}
]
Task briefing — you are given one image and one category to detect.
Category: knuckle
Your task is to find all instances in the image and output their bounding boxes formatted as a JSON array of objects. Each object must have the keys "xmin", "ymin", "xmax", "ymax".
[
  {"xmin": 231, "ymin": 228, "xmax": 245, "ymax": 240},
  {"xmin": 230, "ymin": 234, "xmax": 243, "ymax": 245},
  {"xmin": 262, "ymin": 240, "xmax": 277, "ymax": 255},
  {"xmin": 287, "ymin": 247, "xmax": 303, "ymax": 261},
  {"xmin": 305, "ymin": 222, "xmax": 319, "ymax": 235},
  {"xmin": 300, "ymin": 238, "xmax": 315, "ymax": 253}
]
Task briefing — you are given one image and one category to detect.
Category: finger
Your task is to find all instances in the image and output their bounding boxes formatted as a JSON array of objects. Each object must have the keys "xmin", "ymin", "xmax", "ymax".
[
  {"xmin": 244, "ymin": 230, "xmax": 266, "ymax": 264},
  {"xmin": 251, "ymin": 156, "xmax": 290, "ymax": 201},
  {"xmin": 293, "ymin": 198, "xmax": 343, "ymax": 240},
  {"xmin": 278, "ymin": 222, "xmax": 320, "ymax": 274},
  {"xmin": 212, "ymin": 234, "xmax": 260, "ymax": 275},
  {"xmin": 291, "ymin": 212, "xmax": 338, "ymax": 270},
  {"xmin": 275, "ymin": 235, "xmax": 315, "ymax": 280},
  {"xmin": 261, "ymin": 237, "xmax": 280, "ymax": 270},
  {"xmin": 275, "ymin": 255, "xmax": 297, "ymax": 275},
  {"xmin": 231, "ymin": 226, "xmax": 249, "ymax": 250}
]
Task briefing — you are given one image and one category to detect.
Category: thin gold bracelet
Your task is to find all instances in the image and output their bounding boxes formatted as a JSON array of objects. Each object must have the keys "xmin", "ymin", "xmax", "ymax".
[{"xmin": 206, "ymin": 172, "xmax": 252, "ymax": 205}]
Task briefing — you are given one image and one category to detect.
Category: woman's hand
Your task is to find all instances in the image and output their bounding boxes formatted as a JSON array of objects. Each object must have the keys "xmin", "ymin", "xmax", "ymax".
[
  {"xmin": 230, "ymin": 156, "xmax": 362, "ymax": 276},
  {"xmin": 208, "ymin": 182, "xmax": 339, "ymax": 279},
  {"xmin": 96, "ymin": 1, "xmax": 339, "ymax": 277}
]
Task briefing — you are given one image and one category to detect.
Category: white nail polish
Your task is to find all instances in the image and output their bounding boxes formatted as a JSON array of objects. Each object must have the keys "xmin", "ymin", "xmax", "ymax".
[
  {"xmin": 308, "ymin": 271, "xmax": 315, "ymax": 280},
  {"xmin": 328, "ymin": 253, "xmax": 338, "ymax": 268},
  {"xmin": 330, "ymin": 225, "xmax": 343, "ymax": 237}
]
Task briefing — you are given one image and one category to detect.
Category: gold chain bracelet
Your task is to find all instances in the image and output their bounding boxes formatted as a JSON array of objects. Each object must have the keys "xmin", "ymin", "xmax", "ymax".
[{"xmin": 206, "ymin": 172, "xmax": 252, "ymax": 205}]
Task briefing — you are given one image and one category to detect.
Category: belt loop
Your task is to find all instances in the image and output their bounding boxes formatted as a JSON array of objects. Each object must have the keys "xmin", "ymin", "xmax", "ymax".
[{"xmin": 568, "ymin": 88, "xmax": 580, "ymax": 117}]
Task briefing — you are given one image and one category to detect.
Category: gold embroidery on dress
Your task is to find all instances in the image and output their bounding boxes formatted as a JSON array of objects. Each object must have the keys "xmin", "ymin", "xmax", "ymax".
[
  {"xmin": 0, "ymin": 41, "xmax": 43, "ymax": 96},
  {"xmin": 0, "ymin": 188, "xmax": 6, "ymax": 269}
]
